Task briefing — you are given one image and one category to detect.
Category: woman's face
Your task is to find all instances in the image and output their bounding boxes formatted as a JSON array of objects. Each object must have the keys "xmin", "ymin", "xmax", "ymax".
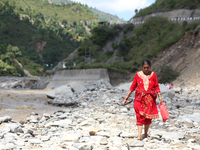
[{"xmin": 143, "ymin": 64, "xmax": 151, "ymax": 75}]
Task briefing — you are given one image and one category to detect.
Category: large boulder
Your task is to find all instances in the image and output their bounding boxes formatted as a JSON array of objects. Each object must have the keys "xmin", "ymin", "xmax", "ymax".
[
  {"xmin": 160, "ymin": 85, "xmax": 175, "ymax": 99},
  {"xmin": 116, "ymin": 82, "xmax": 132, "ymax": 91},
  {"xmin": 47, "ymin": 85, "xmax": 73, "ymax": 99},
  {"xmin": 68, "ymin": 82, "xmax": 86, "ymax": 93}
]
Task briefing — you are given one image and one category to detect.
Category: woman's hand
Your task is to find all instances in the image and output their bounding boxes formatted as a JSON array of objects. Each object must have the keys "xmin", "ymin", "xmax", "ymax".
[
  {"xmin": 158, "ymin": 92, "xmax": 163, "ymax": 104},
  {"xmin": 122, "ymin": 97, "xmax": 128, "ymax": 105},
  {"xmin": 159, "ymin": 97, "xmax": 163, "ymax": 104}
]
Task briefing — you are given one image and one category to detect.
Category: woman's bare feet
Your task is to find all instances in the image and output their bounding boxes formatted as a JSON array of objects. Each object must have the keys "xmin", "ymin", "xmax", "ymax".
[
  {"xmin": 136, "ymin": 135, "xmax": 142, "ymax": 140},
  {"xmin": 144, "ymin": 134, "xmax": 150, "ymax": 140}
]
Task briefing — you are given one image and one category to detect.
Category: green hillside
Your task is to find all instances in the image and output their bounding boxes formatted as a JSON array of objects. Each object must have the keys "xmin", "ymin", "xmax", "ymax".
[
  {"xmin": 2, "ymin": 0, "xmax": 96, "ymax": 22},
  {"xmin": 0, "ymin": 0, "xmax": 98, "ymax": 76},
  {"xmin": 67, "ymin": 16, "xmax": 200, "ymax": 76},
  {"xmin": 49, "ymin": 0, "xmax": 126, "ymax": 23},
  {"xmin": 134, "ymin": 0, "xmax": 200, "ymax": 18}
]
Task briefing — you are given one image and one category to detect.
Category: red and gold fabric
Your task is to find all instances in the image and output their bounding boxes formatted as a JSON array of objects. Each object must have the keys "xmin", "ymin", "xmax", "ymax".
[{"xmin": 130, "ymin": 71, "xmax": 160, "ymax": 125}]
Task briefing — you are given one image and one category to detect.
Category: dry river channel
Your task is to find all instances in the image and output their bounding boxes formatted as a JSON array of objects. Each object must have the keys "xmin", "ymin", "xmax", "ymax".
[
  {"xmin": 0, "ymin": 84, "xmax": 200, "ymax": 150},
  {"xmin": 0, "ymin": 89, "xmax": 62, "ymax": 122}
]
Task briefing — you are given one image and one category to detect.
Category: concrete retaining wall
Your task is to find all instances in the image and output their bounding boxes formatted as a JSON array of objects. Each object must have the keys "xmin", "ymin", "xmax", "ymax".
[
  {"xmin": 47, "ymin": 69, "xmax": 110, "ymax": 88},
  {"xmin": 130, "ymin": 9, "xmax": 200, "ymax": 23}
]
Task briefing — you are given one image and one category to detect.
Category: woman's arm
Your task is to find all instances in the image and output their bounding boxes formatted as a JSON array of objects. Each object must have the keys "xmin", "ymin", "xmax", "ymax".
[
  {"xmin": 122, "ymin": 73, "xmax": 138, "ymax": 104},
  {"xmin": 122, "ymin": 90, "xmax": 133, "ymax": 104},
  {"xmin": 154, "ymin": 73, "xmax": 163, "ymax": 104}
]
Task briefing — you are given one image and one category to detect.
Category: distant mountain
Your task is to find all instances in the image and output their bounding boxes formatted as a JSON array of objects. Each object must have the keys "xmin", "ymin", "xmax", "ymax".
[
  {"xmin": 49, "ymin": 0, "xmax": 126, "ymax": 23},
  {"xmin": 90, "ymin": 8, "xmax": 126, "ymax": 24},
  {"xmin": 134, "ymin": 0, "xmax": 200, "ymax": 18},
  {"xmin": 48, "ymin": 0, "xmax": 73, "ymax": 4}
]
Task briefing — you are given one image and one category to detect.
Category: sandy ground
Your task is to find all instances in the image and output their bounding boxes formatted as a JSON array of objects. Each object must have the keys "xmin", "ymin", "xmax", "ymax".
[{"xmin": 0, "ymin": 89, "xmax": 65, "ymax": 122}]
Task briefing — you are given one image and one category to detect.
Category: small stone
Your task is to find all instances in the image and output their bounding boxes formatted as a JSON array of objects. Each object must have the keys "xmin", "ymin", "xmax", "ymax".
[
  {"xmin": 188, "ymin": 138, "xmax": 196, "ymax": 143},
  {"xmin": 88, "ymin": 127, "xmax": 100, "ymax": 135},
  {"xmin": 100, "ymin": 138, "xmax": 108, "ymax": 145},
  {"xmin": 120, "ymin": 132, "xmax": 137, "ymax": 138},
  {"xmin": 41, "ymin": 136, "xmax": 51, "ymax": 141},
  {"xmin": 96, "ymin": 131, "xmax": 110, "ymax": 138},
  {"xmin": 121, "ymin": 108, "xmax": 128, "ymax": 113},
  {"xmin": 62, "ymin": 134, "xmax": 79, "ymax": 142},
  {"xmin": 128, "ymin": 140, "xmax": 144, "ymax": 147},
  {"xmin": 0, "ymin": 116, "xmax": 12, "ymax": 123},
  {"xmin": 29, "ymin": 139, "xmax": 42, "ymax": 144},
  {"xmin": 73, "ymin": 143, "xmax": 93, "ymax": 150}
]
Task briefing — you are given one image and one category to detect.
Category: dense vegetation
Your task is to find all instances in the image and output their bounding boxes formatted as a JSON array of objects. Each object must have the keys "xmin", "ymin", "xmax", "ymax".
[
  {"xmin": 68, "ymin": 16, "xmax": 200, "ymax": 79},
  {"xmin": 158, "ymin": 66, "xmax": 179, "ymax": 83},
  {"xmin": 134, "ymin": 0, "xmax": 200, "ymax": 18},
  {"xmin": 0, "ymin": 0, "xmax": 102, "ymax": 76}
]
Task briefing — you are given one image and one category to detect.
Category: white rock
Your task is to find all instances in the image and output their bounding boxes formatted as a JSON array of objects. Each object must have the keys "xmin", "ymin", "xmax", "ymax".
[
  {"xmin": 120, "ymin": 108, "xmax": 128, "ymax": 113},
  {"xmin": 14, "ymin": 140, "xmax": 25, "ymax": 146},
  {"xmin": 29, "ymin": 139, "xmax": 42, "ymax": 144},
  {"xmin": 128, "ymin": 140, "xmax": 144, "ymax": 147},
  {"xmin": 188, "ymin": 138, "xmax": 196, "ymax": 143},
  {"xmin": 120, "ymin": 132, "xmax": 137, "ymax": 138},
  {"xmin": 45, "ymin": 119, "xmax": 72, "ymax": 128},
  {"xmin": 0, "ymin": 116, "xmax": 12, "ymax": 123},
  {"xmin": 62, "ymin": 134, "xmax": 79, "ymax": 142},
  {"xmin": 96, "ymin": 131, "xmax": 110, "ymax": 138}
]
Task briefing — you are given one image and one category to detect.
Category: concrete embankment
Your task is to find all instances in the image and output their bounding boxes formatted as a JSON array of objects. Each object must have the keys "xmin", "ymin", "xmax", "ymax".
[
  {"xmin": 130, "ymin": 9, "xmax": 200, "ymax": 23},
  {"xmin": 47, "ymin": 69, "xmax": 110, "ymax": 88}
]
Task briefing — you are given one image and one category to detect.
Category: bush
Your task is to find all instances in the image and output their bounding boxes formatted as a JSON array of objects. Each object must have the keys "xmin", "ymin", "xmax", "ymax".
[
  {"xmin": 123, "ymin": 23, "xmax": 134, "ymax": 34},
  {"xmin": 91, "ymin": 25, "xmax": 120, "ymax": 47},
  {"xmin": 158, "ymin": 66, "xmax": 179, "ymax": 83},
  {"xmin": 112, "ymin": 43, "xmax": 118, "ymax": 49}
]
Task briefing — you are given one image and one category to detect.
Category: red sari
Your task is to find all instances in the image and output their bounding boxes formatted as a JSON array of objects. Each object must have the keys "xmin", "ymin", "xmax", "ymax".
[{"xmin": 130, "ymin": 71, "xmax": 160, "ymax": 125}]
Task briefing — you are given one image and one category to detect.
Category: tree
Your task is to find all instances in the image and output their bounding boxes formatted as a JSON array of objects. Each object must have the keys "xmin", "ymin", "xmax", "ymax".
[
  {"xmin": 73, "ymin": 21, "xmax": 77, "ymax": 26},
  {"xmin": 7, "ymin": 45, "xmax": 21, "ymax": 56},
  {"xmin": 1, "ymin": 45, "xmax": 21, "ymax": 65},
  {"xmin": 135, "ymin": 9, "xmax": 138, "ymax": 14},
  {"xmin": 168, "ymin": 0, "xmax": 176, "ymax": 8},
  {"xmin": 62, "ymin": 19, "xmax": 68, "ymax": 25}
]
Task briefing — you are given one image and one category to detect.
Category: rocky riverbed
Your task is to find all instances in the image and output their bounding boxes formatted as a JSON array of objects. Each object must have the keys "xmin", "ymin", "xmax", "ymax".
[{"xmin": 0, "ymin": 80, "xmax": 200, "ymax": 150}]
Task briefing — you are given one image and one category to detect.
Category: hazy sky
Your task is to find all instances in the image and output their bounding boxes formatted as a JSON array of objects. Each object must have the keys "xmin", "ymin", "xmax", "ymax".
[{"xmin": 73, "ymin": 0, "xmax": 156, "ymax": 21}]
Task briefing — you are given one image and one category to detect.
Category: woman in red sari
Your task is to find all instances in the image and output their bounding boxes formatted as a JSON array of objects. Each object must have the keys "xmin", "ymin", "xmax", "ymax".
[{"xmin": 122, "ymin": 60, "xmax": 163, "ymax": 140}]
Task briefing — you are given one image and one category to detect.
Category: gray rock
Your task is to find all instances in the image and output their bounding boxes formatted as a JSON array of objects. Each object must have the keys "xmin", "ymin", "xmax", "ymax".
[
  {"xmin": 47, "ymin": 85, "xmax": 73, "ymax": 99},
  {"xmin": 68, "ymin": 82, "xmax": 86, "ymax": 93},
  {"xmin": 47, "ymin": 96, "xmax": 78, "ymax": 106},
  {"xmin": 73, "ymin": 143, "xmax": 93, "ymax": 150},
  {"xmin": 162, "ymin": 131, "xmax": 185, "ymax": 140},
  {"xmin": 45, "ymin": 119, "xmax": 72, "ymax": 128},
  {"xmin": 160, "ymin": 86, "xmax": 175, "ymax": 99},
  {"xmin": 6, "ymin": 123, "xmax": 24, "ymax": 133},
  {"xmin": 0, "ymin": 116, "xmax": 12, "ymax": 123}
]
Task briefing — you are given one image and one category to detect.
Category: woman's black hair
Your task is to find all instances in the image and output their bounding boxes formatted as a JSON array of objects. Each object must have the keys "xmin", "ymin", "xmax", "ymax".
[{"xmin": 142, "ymin": 60, "xmax": 151, "ymax": 67}]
